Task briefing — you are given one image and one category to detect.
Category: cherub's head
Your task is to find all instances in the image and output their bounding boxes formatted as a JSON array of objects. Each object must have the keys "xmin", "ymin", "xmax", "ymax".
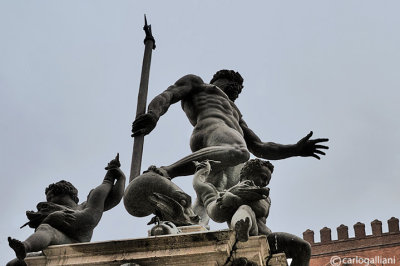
[
  {"xmin": 45, "ymin": 180, "xmax": 79, "ymax": 204},
  {"xmin": 239, "ymin": 159, "xmax": 274, "ymax": 187},
  {"xmin": 210, "ymin": 69, "xmax": 244, "ymax": 102}
]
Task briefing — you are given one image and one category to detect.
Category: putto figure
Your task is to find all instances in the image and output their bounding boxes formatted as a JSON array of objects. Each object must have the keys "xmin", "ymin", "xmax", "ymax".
[
  {"xmin": 132, "ymin": 69, "xmax": 328, "ymax": 223},
  {"xmin": 7, "ymin": 154, "xmax": 126, "ymax": 266},
  {"xmin": 193, "ymin": 159, "xmax": 311, "ymax": 266}
]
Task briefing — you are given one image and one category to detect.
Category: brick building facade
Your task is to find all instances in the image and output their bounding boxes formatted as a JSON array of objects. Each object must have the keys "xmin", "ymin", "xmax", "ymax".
[{"xmin": 303, "ymin": 217, "xmax": 400, "ymax": 266}]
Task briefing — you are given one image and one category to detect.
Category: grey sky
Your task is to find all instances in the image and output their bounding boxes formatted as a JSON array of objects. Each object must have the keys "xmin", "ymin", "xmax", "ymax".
[{"xmin": 1, "ymin": 1, "xmax": 399, "ymax": 264}]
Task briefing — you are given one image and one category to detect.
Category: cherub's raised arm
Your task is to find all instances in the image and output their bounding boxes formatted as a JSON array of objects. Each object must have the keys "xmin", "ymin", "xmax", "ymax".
[
  {"xmin": 131, "ymin": 74, "xmax": 203, "ymax": 137},
  {"xmin": 240, "ymin": 118, "xmax": 329, "ymax": 160},
  {"xmin": 86, "ymin": 154, "xmax": 125, "ymax": 212},
  {"xmin": 103, "ymin": 168, "xmax": 126, "ymax": 212}
]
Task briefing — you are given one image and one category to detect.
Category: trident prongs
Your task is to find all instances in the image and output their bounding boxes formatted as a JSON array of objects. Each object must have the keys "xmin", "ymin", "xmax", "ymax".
[{"xmin": 143, "ymin": 14, "xmax": 156, "ymax": 49}]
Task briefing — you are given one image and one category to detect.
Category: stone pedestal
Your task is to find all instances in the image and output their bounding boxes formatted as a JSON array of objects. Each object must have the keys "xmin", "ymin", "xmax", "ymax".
[{"xmin": 25, "ymin": 229, "xmax": 287, "ymax": 266}]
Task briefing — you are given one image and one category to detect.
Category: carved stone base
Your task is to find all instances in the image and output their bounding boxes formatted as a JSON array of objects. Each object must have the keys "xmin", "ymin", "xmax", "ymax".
[{"xmin": 24, "ymin": 229, "xmax": 287, "ymax": 266}]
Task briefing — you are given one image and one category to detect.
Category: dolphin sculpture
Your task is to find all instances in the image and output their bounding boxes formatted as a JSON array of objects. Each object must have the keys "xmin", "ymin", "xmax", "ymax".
[{"xmin": 124, "ymin": 167, "xmax": 200, "ymax": 226}]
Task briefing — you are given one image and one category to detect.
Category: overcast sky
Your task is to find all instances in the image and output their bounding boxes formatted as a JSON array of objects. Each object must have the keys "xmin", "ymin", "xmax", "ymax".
[{"xmin": 1, "ymin": 1, "xmax": 399, "ymax": 264}]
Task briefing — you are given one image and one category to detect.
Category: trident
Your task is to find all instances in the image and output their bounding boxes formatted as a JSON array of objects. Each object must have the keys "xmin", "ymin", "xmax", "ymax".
[{"xmin": 129, "ymin": 15, "xmax": 156, "ymax": 182}]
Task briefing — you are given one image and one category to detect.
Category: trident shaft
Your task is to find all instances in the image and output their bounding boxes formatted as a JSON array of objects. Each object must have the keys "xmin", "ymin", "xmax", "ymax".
[{"xmin": 129, "ymin": 15, "xmax": 156, "ymax": 182}]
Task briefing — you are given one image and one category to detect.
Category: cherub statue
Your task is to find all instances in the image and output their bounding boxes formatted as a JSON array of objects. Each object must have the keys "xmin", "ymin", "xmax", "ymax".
[
  {"xmin": 193, "ymin": 159, "xmax": 311, "ymax": 266},
  {"xmin": 7, "ymin": 154, "xmax": 126, "ymax": 266}
]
